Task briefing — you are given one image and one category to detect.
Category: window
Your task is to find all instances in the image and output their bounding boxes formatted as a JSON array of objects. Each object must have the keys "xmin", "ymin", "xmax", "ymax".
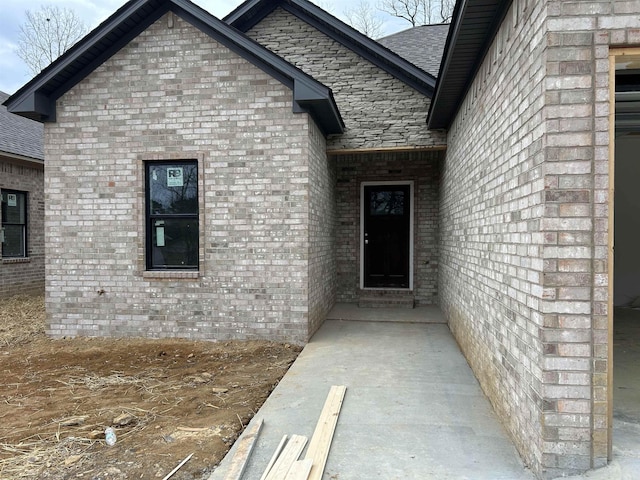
[
  {"xmin": 146, "ymin": 161, "xmax": 198, "ymax": 270},
  {"xmin": 1, "ymin": 190, "xmax": 27, "ymax": 258}
]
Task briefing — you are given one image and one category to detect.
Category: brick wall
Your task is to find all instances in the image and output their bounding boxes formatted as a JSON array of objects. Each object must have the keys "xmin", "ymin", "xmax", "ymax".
[
  {"xmin": 45, "ymin": 13, "xmax": 320, "ymax": 343},
  {"xmin": 0, "ymin": 157, "xmax": 45, "ymax": 297},
  {"xmin": 440, "ymin": 0, "xmax": 549, "ymax": 476},
  {"xmin": 542, "ymin": 1, "xmax": 640, "ymax": 475},
  {"xmin": 441, "ymin": 0, "xmax": 640, "ymax": 477},
  {"xmin": 335, "ymin": 151, "xmax": 441, "ymax": 304},
  {"xmin": 247, "ymin": 7, "xmax": 447, "ymax": 151},
  {"xmin": 308, "ymin": 118, "xmax": 336, "ymax": 337}
]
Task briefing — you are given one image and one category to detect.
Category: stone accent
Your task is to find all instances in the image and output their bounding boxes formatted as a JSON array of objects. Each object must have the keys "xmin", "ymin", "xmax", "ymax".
[
  {"xmin": 440, "ymin": 0, "xmax": 640, "ymax": 477},
  {"xmin": 45, "ymin": 14, "xmax": 322, "ymax": 343},
  {"xmin": 247, "ymin": 7, "xmax": 447, "ymax": 151},
  {"xmin": 0, "ymin": 158, "xmax": 45, "ymax": 297},
  {"xmin": 334, "ymin": 150, "xmax": 441, "ymax": 305}
]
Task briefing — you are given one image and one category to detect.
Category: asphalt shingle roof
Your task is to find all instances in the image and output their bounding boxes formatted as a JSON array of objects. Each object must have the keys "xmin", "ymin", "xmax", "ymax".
[
  {"xmin": 378, "ymin": 23, "xmax": 450, "ymax": 78},
  {"xmin": 0, "ymin": 91, "xmax": 44, "ymax": 161}
]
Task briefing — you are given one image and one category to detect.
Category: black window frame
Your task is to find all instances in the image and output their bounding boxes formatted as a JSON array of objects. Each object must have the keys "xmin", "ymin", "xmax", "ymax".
[
  {"xmin": 1, "ymin": 189, "xmax": 28, "ymax": 258},
  {"xmin": 145, "ymin": 160, "xmax": 199, "ymax": 270}
]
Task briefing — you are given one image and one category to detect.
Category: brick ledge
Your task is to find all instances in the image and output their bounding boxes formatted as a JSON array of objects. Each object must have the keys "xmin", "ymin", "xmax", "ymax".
[
  {"xmin": 142, "ymin": 271, "xmax": 199, "ymax": 280},
  {"xmin": 2, "ymin": 257, "xmax": 31, "ymax": 264}
]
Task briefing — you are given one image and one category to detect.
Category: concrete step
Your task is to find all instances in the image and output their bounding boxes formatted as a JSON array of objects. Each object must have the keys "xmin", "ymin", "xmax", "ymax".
[{"xmin": 358, "ymin": 291, "xmax": 415, "ymax": 309}]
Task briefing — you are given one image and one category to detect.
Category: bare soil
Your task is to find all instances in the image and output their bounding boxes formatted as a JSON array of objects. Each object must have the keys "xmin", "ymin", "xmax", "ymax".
[{"xmin": 0, "ymin": 295, "xmax": 301, "ymax": 480}]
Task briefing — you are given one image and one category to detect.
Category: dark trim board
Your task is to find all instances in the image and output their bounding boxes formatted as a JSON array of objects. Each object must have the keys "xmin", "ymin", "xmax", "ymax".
[
  {"xmin": 428, "ymin": 0, "xmax": 514, "ymax": 129},
  {"xmin": 3, "ymin": 0, "xmax": 344, "ymax": 135}
]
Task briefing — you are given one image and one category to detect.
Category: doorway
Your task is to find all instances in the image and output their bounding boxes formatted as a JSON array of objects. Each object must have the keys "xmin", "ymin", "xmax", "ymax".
[
  {"xmin": 360, "ymin": 182, "xmax": 413, "ymax": 289},
  {"xmin": 610, "ymin": 49, "xmax": 640, "ymax": 461}
]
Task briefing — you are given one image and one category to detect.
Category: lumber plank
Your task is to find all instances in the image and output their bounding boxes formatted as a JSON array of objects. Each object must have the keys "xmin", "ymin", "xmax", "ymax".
[
  {"xmin": 304, "ymin": 385, "xmax": 347, "ymax": 480},
  {"xmin": 260, "ymin": 435, "xmax": 288, "ymax": 480},
  {"xmin": 264, "ymin": 434, "xmax": 307, "ymax": 480},
  {"xmin": 607, "ymin": 50, "xmax": 616, "ymax": 461},
  {"xmin": 223, "ymin": 418, "xmax": 264, "ymax": 480},
  {"xmin": 327, "ymin": 145, "xmax": 447, "ymax": 156},
  {"xmin": 284, "ymin": 459, "xmax": 313, "ymax": 480}
]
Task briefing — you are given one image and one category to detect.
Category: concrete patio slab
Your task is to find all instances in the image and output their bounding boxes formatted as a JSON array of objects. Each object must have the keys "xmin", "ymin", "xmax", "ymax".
[{"xmin": 209, "ymin": 319, "xmax": 534, "ymax": 480}]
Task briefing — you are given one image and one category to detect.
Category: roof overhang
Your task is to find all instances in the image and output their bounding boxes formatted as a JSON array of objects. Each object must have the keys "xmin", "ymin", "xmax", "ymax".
[
  {"xmin": 0, "ymin": 152, "xmax": 45, "ymax": 168},
  {"xmin": 225, "ymin": 0, "xmax": 437, "ymax": 97},
  {"xmin": 428, "ymin": 0, "xmax": 513, "ymax": 130},
  {"xmin": 3, "ymin": 0, "xmax": 344, "ymax": 135}
]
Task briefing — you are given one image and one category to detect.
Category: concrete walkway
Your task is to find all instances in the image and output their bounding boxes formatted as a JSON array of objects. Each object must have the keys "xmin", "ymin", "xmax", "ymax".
[{"xmin": 210, "ymin": 317, "xmax": 534, "ymax": 479}]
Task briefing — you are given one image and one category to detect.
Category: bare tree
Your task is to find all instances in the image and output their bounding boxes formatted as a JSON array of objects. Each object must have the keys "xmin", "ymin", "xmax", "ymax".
[
  {"xmin": 439, "ymin": 0, "xmax": 455, "ymax": 22},
  {"xmin": 311, "ymin": 0, "xmax": 337, "ymax": 15},
  {"xmin": 17, "ymin": 5, "xmax": 88, "ymax": 76},
  {"xmin": 378, "ymin": 0, "xmax": 454, "ymax": 26},
  {"xmin": 345, "ymin": 0, "xmax": 386, "ymax": 38}
]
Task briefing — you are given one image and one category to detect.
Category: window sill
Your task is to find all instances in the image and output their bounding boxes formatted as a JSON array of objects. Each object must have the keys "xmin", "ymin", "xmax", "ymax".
[
  {"xmin": 2, "ymin": 257, "xmax": 30, "ymax": 264},
  {"xmin": 143, "ymin": 270, "xmax": 199, "ymax": 280}
]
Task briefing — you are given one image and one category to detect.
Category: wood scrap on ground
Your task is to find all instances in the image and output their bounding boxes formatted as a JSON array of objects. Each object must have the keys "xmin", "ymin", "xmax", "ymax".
[
  {"xmin": 223, "ymin": 418, "xmax": 264, "ymax": 480},
  {"xmin": 263, "ymin": 434, "xmax": 307, "ymax": 480},
  {"xmin": 162, "ymin": 452, "xmax": 193, "ymax": 480},
  {"xmin": 284, "ymin": 458, "xmax": 313, "ymax": 480},
  {"xmin": 304, "ymin": 385, "xmax": 347, "ymax": 480},
  {"xmin": 58, "ymin": 415, "xmax": 89, "ymax": 427},
  {"xmin": 257, "ymin": 385, "xmax": 347, "ymax": 480},
  {"xmin": 260, "ymin": 435, "xmax": 288, "ymax": 480}
]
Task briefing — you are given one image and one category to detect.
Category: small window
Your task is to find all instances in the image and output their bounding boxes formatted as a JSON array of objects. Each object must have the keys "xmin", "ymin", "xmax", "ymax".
[
  {"xmin": 369, "ymin": 190, "xmax": 405, "ymax": 216},
  {"xmin": 1, "ymin": 190, "xmax": 27, "ymax": 258},
  {"xmin": 146, "ymin": 161, "xmax": 198, "ymax": 270}
]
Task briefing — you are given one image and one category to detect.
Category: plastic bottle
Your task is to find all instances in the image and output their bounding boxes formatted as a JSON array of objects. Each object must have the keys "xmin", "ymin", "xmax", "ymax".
[{"xmin": 105, "ymin": 427, "xmax": 117, "ymax": 446}]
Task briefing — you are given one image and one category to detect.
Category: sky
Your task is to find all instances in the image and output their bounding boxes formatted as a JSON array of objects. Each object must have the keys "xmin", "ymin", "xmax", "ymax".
[{"xmin": 0, "ymin": 0, "xmax": 410, "ymax": 95}]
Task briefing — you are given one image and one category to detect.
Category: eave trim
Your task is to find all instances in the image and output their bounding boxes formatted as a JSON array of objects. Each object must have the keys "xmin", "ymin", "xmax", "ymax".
[
  {"xmin": 427, "ymin": 0, "xmax": 513, "ymax": 130},
  {"xmin": 3, "ymin": 0, "xmax": 344, "ymax": 134}
]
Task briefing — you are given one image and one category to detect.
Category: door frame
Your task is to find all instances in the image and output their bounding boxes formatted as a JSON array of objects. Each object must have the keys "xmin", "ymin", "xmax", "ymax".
[{"xmin": 359, "ymin": 180, "xmax": 414, "ymax": 290}]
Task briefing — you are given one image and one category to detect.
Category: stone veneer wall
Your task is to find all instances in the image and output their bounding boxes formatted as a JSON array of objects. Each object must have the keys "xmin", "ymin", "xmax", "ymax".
[
  {"xmin": 441, "ymin": 0, "xmax": 640, "ymax": 477},
  {"xmin": 45, "ymin": 13, "xmax": 318, "ymax": 343},
  {"xmin": 0, "ymin": 158, "xmax": 44, "ymax": 297},
  {"xmin": 335, "ymin": 151, "xmax": 441, "ymax": 304},
  {"xmin": 247, "ymin": 7, "xmax": 447, "ymax": 150}
]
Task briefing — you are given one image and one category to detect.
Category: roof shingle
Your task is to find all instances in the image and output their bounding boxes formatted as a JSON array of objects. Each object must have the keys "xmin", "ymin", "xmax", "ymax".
[
  {"xmin": 378, "ymin": 24, "xmax": 450, "ymax": 78},
  {"xmin": 0, "ymin": 91, "xmax": 44, "ymax": 161}
]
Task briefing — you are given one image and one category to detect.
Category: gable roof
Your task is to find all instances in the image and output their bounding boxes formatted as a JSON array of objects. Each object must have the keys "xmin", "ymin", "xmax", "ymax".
[
  {"xmin": 428, "ymin": 0, "xmax": 513, "ymax": 129},
  {"xmin": 225, "ymin": 0, "xmax": 437, "ymax": 97},
  {"xmin": 3, "ymin": 0, "xmax": 344, "ymax": 135},
  {"xmin": 0, "ymin": 91, "xmax": 44, "ymax": 163},
  {"xmin": 378, "ymin": 24, "xmax": 450, "ymax": 78}
]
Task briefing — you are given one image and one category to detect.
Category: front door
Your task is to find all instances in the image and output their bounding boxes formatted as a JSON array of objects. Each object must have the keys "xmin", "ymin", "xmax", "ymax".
[{"xmin": 362, "ymin": 184, "xmax": 411, "ymax": 288}]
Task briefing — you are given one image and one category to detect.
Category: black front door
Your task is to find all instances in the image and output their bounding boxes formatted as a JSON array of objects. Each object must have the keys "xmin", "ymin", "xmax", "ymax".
[{"xmin": 363, "ymin": 184, "xmax": 411, "ymax": 288}]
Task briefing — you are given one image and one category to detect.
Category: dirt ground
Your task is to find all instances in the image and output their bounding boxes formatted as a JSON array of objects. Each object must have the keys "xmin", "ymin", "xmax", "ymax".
[{"xmin": 0, "ymin": 295, "xmax": 301, "ymax": 480}]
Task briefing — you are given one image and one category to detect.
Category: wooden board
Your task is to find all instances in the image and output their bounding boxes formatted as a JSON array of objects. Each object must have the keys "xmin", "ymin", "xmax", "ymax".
[
  {"xmin": 284, "ymin": 459, "xmax": 313, "ymax": 480},
  {"xmin": 223, "ymin": 418, "xmax": 263, "ymax": 480},
  {"xmin": 260, "ymin": 435, "xmax": 288, "ymax": 480},
  {"xmin": 608, "ymin": 49, "xmax": 615, "ymax": 462},
  {"xmin": 264, "ymin": 434, "xmax": 307, "ymax": 480},
  {"xmin": 327, "ymin": 145, "xmax": 446, "ymax": 156},
  {"xmin": 304, "ymin": 386, "xmax": 347, "ymax": 480}
]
